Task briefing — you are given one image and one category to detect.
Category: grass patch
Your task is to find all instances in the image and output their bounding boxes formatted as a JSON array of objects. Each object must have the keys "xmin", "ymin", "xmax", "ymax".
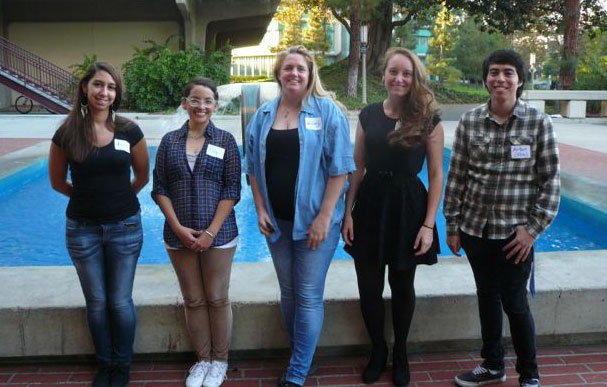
[{"xmin": 320, "ymin": 60, "xmax": 488, "ymax": 109}]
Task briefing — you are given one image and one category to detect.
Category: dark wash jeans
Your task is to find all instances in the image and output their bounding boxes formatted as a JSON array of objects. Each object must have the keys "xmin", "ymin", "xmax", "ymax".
[
  {"xmin": 461, "ymin": 231, "xmax": 539, "ymax": 382},
  {"xmin": 66, "ymin": 211, "xmax": 143, "ymax": 367}
]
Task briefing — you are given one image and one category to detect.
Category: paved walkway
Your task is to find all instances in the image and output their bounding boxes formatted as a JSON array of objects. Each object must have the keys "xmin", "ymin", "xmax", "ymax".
[{"xmin": 1, "ymin": 344, "xmax": 606, "ymax": 386}]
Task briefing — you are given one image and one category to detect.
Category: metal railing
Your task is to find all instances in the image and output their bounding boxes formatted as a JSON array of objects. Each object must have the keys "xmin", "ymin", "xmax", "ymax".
[{"xmin": 0, "ymin": 36, "xmax": 78, "ymax": 105}]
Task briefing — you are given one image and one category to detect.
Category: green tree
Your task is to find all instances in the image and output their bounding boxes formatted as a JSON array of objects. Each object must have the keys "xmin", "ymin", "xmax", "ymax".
[
  {"xmin": 450, "ymin": 18, "xmax": 506, "ymax": 84},
  {"xmin": 391, "ymin": 21, "xmax": 419, "ymax": 50},
  {"xmin": 303, "ymin": 5, "xmax": 332, "ymax": 66},
  {"xmin": 575, "ymin": 28, "xmax": 607, "ymax": 90},
  {"xmin": 460, "ymin": 0, "xmax": 607, "ymax": 89},
  {"xmin": 273, "ymin": 0, "xmax": 304, "ymax": 52},
  {"xmin": 426, "ymin": 3, "xmax": 461, "ymax": 82}
]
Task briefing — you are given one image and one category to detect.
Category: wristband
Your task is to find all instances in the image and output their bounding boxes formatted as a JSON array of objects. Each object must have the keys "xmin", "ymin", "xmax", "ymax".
[
  {"xmin": 422, "ymin": 224, "xmax": 433, "ymax": 230},
  {"xmin": 204, "ymin": 229, "xmax": 215, "ymax": 239}
]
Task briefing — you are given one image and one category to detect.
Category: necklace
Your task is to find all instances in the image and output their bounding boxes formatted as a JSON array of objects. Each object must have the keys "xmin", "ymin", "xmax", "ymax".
[{"xmin": 187, "ymin": 131, "xmax": 205, "ymax": 139}]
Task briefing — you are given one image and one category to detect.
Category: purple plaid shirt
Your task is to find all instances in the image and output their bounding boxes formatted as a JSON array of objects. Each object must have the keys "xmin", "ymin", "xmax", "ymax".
[{"xmin": 152, "ymin": 120, "xmax": 241, "ymax": 248}]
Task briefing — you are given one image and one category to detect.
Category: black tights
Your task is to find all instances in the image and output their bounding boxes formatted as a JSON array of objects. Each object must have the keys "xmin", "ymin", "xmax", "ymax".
[{"xmin": 354, "ymin": 258, "xmax": 417, "ymax": 354}]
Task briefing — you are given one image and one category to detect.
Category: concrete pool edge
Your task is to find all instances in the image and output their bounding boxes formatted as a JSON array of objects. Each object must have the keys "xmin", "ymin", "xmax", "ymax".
[{"xmin": 1, "ymin": 250, "xmax": 606, "ymax": 358}]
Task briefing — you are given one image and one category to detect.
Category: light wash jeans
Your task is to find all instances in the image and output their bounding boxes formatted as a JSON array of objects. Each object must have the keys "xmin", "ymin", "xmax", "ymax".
[
  {"xmin": 66, "ymin": 211, "xmax": 142, "ymax": 367},
  {"xmin": 267, "ymin": 219, "xmax": 340, "ymax": 386}
]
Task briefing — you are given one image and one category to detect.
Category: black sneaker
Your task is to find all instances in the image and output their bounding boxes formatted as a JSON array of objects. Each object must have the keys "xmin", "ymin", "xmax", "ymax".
[
  {"xmin": 520, "ymin": 379, "xmax": 541, "ymax": 387},
  {"xmin": 110, "ymin": 364, "xmax": 130, "ymax": 387},
  {"xmin": 454, "ymin": 365, "xmax": 506, "ymax": 386}
]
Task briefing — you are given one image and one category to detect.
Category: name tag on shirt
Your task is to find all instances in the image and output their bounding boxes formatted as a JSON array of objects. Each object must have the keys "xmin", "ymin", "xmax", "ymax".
[
  {"xmin": 114, "ymin": 139, "xmax": 130, "ymax": 153},
  {"xmin": 206, "ymin": 144, "xmax": 225, "ymax": 159},
  {"xmin": 511, "ymin": 145, "xmax": 531, "ymax": 159},
  {"xmin": 305, "ymin": 117, "xmax": 322, "ymax": 131}
]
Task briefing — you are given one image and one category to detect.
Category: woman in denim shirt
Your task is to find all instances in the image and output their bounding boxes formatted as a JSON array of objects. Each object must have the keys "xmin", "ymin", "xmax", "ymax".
[
  {"xmin": 152, "ymin": 77, "xmax": 241, "ymax": 387},
  {"xmin": 245, "ymin": 46, "xmax": 355, "ymax": 387}
]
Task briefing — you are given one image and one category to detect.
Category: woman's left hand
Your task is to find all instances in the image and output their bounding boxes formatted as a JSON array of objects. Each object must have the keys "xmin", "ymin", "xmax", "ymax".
[
  {"xmin": 307, "ymin": 213, "xmax": 331, "ymax": 250},
  {"xmin": 191, "ymin": 231, "xmax": 214, "ymax": 253},
  {"xmin": 414, "ymin": 226, "xmax": 434, "ymax": 256}
]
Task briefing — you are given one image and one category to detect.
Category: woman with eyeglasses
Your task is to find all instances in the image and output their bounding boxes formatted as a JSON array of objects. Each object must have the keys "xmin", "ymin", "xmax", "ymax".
[{"xmin": 152, "ymin": 77, "xmax": 241, "ymax": 387}]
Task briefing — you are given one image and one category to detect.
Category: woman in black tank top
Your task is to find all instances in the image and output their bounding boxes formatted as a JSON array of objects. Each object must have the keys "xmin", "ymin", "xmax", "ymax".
[{"xmin": 342, "ymin": 48, "xmax": 445, "ymax": 386}]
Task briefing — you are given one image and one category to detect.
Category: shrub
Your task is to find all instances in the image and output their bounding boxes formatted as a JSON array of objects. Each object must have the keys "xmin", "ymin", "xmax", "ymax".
[
  {"xmin": 69, "ymin": 54, "xmax": 98, "ymax": 79},
  {"xmin": 230, "ymin": 75, "xmax": 274, "ymax": 83},
  {"xmin": 122, "ymin": 39, "xmax": 230, "ymax": 112}
]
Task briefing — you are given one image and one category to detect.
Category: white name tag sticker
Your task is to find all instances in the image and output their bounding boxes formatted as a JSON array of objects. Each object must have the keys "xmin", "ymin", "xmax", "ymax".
[
  {"xmin": 114, "ymin": 139, "xmax": 130, "ymax": 153},
  {"xmin": 511, "ymin": 145, "xmax": 531, "ymax": 159},
  {"xmin": 206, "ymin": 144, "xmax": 225, "ymax": 159},
  {"xmin": 305, "ymin": 117, "xmax": 322, "ymax": 131}
]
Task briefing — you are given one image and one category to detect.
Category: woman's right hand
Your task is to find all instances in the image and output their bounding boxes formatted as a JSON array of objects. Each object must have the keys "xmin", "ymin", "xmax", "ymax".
[
  {"xmin": 175, "ymin": 225, "xmax": 202, "ymax": 249},
  {"xmin": 257, "ymin": 210, "xmax": 275, "ymax": 236},
  {"xmin": 341, "ymin": 214, "xmax": 354, "ymax": 246}
]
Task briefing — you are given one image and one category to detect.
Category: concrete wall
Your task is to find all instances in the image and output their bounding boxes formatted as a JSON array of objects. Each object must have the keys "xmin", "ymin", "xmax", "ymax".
[
  {"xmin": 1, "ymin": 251, "xmax": 607, "ymax": 358},
  {"xmin": 0, "ymin": 0, "xmax": 10, "ymax": 109},
  {"xmin": 5, "ymin": 21, "xmax": 180, "ymax": 104},
  {"xmin": 8, "ymin": 21, "xmax": 180, "ymax": 72}
]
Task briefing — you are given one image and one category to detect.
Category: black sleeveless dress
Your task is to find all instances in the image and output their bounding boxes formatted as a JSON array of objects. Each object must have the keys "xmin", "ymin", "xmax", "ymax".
[{"xmin": 344, "ymin": 102, "xmax": 440, "ymax": 270}]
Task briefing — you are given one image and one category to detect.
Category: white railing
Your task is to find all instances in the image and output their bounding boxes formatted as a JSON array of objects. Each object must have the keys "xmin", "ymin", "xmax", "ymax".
[{"xmin": 231, "ymin": 54, "xmax": 276, "ymax": 77}]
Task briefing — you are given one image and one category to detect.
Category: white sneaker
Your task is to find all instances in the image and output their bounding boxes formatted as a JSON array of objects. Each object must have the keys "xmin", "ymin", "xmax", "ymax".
[
  {"xmin": 202, "ymin": 361, "xmax": 228, "ymax": 387},
  {"xmin": 186, "ymin": 361, "xmax": 211, "ymax": 387}
]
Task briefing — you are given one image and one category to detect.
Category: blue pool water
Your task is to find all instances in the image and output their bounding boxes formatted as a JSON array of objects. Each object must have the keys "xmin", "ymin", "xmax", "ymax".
[{"xmin": 0, "ymin": 147, "xmax": 606, "ymax": 266}]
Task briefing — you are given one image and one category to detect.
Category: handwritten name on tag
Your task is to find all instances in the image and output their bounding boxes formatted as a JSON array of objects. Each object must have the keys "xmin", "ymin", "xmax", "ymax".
[
  {"xmin": 305, "ymin": 117, "xmax": 322, "ymax": 131},
  {"xmin": 114, "ymin": 139, "xmax": 130, "ymax": 153},
  {"xmin": 206, "ymin": 144, "xmax": 225, "ymax": 159},
  {"xmin": 511, "ymin": 145, "xmax": 531, "ymax": 159}
]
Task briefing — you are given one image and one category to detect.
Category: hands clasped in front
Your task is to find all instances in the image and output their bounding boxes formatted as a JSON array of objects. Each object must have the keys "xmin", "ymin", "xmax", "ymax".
[{"xmin": 175, "ymin": 225, "xmax": 214, "ymax": 253}]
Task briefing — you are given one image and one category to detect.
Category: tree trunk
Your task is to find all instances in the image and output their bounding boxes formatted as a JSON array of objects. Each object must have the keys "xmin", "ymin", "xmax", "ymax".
[
  {"xmin": 367, "ymin": 0, "xmax": 393, "ymax": 74},
  {"xmin": 559, "ymin": 0, "xmax": 581, "ymax": 90},
  {"xmin": 346, "ymin": 1, "xmax": 361, "ymax": 97}
]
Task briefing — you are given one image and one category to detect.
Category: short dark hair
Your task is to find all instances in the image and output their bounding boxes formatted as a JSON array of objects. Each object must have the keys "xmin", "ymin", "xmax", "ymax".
[
  {"xmin": 182, "ymin": 77, "xmax": 219, "ymax": 101},
  {"xmin": 482, "ymin": 49, "xmax": 526, "ymax": 98}
]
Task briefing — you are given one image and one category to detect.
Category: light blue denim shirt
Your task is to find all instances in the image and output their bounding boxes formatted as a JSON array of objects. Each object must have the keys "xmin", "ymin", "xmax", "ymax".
[{"xmin": 246, "ymin": 94, "xmax": 355, "ymax": 243}]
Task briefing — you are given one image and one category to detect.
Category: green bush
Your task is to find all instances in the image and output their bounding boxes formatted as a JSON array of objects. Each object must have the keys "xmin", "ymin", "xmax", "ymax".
[
  {"xmin": 69, "ymin": 54, "xmax": 98, "ymax": 79},
  {"xmin": 122, "ymin": 39, "xmax": 231, "ymax": 112},
  {"xmin": 230, "ymin": 75, "xmax": 274, "ymax": 83}
]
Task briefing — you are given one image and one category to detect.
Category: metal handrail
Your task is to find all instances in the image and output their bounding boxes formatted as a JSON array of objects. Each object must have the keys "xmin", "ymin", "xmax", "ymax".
[{"xmin": 0, "ymin": 36, "xmax": 78, "ymax": 103}]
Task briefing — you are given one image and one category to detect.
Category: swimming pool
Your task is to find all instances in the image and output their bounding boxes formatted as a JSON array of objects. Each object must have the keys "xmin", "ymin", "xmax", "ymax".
[{"xmin": 1, "ymin": 147, "xmax": 606, "ymax": 266}]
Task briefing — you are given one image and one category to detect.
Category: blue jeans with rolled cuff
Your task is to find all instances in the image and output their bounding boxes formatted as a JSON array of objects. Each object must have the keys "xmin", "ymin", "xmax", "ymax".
[
  {"xmin": 267, "ymin": 219, "xmax": 340, "ymax": 386},
  {"xmin": 66, "ymin": 211, "xmax": 143, "ymax": 367}
]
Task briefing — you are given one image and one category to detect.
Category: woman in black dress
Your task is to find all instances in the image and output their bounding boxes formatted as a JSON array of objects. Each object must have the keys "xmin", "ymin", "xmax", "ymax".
[{"xmin": 342, "ymin": 47, "xmax": 444, "ymax": 386}]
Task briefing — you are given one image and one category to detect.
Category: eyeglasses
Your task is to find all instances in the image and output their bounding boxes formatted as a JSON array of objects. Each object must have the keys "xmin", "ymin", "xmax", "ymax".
[{"xmin": 184, "ymin": 97, "xmax": 216, "ymax": 108}]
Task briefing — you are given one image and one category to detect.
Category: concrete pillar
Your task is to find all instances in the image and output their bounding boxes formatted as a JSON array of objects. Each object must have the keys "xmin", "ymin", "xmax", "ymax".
[
  {"xmin": 561, "ymin": 100, "xmax": 586, "ymax": 118},
  {"xmin": 175, "ymin": 0, "xmax": 202, "ymax": 48},
  {"xmin": 601, "ymin": 101, "xmax": 607, "ymax": 117},
  {"xmin": 527, "ymin": 100, "xmax": 545, "ymax": 113}
]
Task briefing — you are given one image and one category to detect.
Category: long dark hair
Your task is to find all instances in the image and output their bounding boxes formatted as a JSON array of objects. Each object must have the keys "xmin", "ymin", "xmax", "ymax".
[
  {"xmin": 383, "ymin": 47, "xmax": 439, "ymax": 148},
  {"xmin": 56, "ymin": 62, "xmax": 132, "ymax": 162}
]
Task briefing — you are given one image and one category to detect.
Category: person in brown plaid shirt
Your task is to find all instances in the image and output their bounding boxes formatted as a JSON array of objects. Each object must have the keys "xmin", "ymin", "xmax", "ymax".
[{"xmin": 443, "ymin": 50, "xmax": 560, "ymax": 387}]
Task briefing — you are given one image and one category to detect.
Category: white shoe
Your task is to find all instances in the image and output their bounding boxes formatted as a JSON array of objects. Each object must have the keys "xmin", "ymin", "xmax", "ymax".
[
  {"xmin": 186, "ymin": 361, "xmax": 211, "ymax": 387},
  {"xmin": 202, "ymin": 361, "xmax": 228, "ymax": 387}
]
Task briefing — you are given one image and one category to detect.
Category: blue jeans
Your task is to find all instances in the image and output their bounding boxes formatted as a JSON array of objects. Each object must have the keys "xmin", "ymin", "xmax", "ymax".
[
  {"xmin": 267, "ymin": 219, "xmax": 340, "ymax": 386},
  {"xmin": 66, "ymin": 211, "xmax": 143, "ymax": 367}
]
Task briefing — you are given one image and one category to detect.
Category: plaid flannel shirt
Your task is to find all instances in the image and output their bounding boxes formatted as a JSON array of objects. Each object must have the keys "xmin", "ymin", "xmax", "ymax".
[
  {"xmin": 443, "ymin": 99, "xmax": 560, "ymax": 239},
  {"xmin": 152, "ymin": 120, "xmax": 241, "ymax": 248}
]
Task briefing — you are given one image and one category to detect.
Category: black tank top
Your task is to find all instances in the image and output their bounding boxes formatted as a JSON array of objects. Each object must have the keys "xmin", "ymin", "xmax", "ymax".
[{"xmin": 265, "ymin": 128, "xmax": 299, "ymax": 221}]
